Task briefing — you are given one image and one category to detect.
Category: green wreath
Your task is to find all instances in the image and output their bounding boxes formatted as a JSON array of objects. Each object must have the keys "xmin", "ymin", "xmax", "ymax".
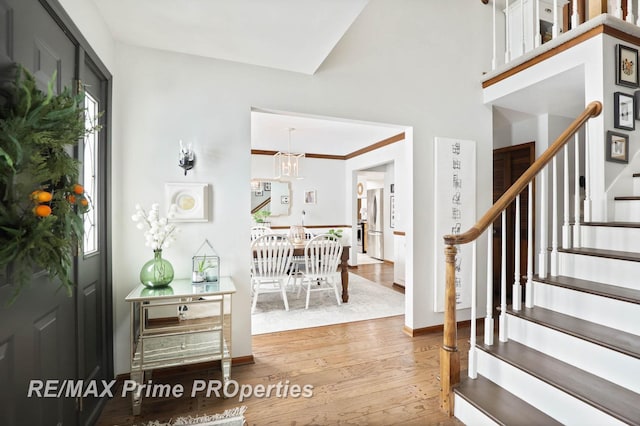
[{"xmin": 0, "ymin": 64, "xmax": 98, "ymax": 304}]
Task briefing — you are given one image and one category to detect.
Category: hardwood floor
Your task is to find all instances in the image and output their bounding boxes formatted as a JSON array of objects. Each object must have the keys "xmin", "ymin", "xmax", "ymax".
[
  {"xmin": 97, "ymin": 262, "xmax": 459, "ymax": 425},
  {"xmin": 351, "ymin": 259, "xmax": 403, "ymax": 294},
  {"xmin": 97, "ymin": 316, "xmax": 468, "ymax": 425}
]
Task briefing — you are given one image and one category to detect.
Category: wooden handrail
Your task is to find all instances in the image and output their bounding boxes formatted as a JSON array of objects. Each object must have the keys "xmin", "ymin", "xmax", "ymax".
[
  {"xmin": 251, "ymin": 198, "xmax": 271, "ymax": 215},
  {"xmin": 443, "ymin": 101, "xmax": 602, "ymax": 247},
  {"xmin": 439, "ymin": 100, "xmax": 601, "ymax": 417}
]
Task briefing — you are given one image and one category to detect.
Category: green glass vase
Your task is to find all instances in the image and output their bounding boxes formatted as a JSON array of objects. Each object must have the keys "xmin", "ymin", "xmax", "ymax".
[{"xmin": 140, "ymin": 250, "xmax": 174, "ymax": 288}]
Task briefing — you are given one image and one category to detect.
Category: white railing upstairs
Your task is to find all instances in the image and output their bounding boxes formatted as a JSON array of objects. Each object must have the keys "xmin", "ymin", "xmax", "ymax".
[
  {"xmin": 438, "ymin": 101, "xmax": 602, "ymax": 416},
  {"xmin": 488, "ymin": 0, "xmax": 640, "ymax": 70}
]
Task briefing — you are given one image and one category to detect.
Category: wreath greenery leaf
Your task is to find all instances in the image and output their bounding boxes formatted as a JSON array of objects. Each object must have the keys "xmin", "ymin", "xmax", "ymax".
[{"xmin": 0, "ymin": 64, "xmax": 99, "ymax": 304}]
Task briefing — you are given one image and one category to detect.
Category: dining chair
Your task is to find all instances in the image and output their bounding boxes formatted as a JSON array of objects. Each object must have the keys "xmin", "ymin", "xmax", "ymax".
[
  {"xmin": 290, "ymin": 227, "xmax": 315, "ymax": 288},
  {"xmin": 250, "ymin": 234, "xmax": 294, "ymax": 313},
  {"xmin": 298, "ymin": 234, "xmax": 343, "ymax": 309}
]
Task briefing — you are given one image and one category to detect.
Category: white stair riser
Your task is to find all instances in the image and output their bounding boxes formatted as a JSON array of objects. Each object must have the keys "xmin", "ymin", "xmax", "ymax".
[
  {"xmin": 614, "ymin": 200, "xmax": 640, "ymax": 222},
  {"xmin": 581, "ymin": 225, "xmax": 640, "ymax": 252},
  {"xmin": 507, "ymin": 314, "xmax": 640, "ymax": 394},
  {"xmin": 453, "ymin": 395, "xmax": 499, "ymax": 426},
  {"xmin": 558, "ymin": 252, "xmax": 640, "ymax": 290},
  {"xmin": 477, "ymin": 350, "xmax": 627, "ymax": 425},
  {"xmin": 533, "ymin": 281, "xmax": 640, "ymax": 336}
]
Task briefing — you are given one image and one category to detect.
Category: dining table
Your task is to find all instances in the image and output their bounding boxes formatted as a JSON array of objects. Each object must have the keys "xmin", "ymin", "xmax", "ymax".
[{"xmin": 291, "ymin": 242, "xmax": 351, "ymax": 302}]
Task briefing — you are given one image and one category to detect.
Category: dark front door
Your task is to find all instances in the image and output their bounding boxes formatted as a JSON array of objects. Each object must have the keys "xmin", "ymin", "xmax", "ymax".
[
  {"xmin": 75, "ymin": 52, "xmax": 111, "ymax": 425},
  {"xmin": 0, "ymin": 0, "xmax": 112, "ymax": 424},
  {"xmin": 492, "ymin": 142, "xmax": 535, "ymax": 307}
]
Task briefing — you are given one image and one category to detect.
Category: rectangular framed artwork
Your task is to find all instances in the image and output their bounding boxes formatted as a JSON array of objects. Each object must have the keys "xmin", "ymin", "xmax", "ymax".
[
  {"xmin": 606, "ymin": 131, "xmax": 629, "ymax": 164},
  {"xmin": 614, "ymin": 92, "xmax": 635, "ymax": 130},
  {"xmin": 304, "ymin": 190, "xmax": 317, "ymax": 204},
  {"xmin": 616, "ymin": 44, "xmax": 639, "ymax": 88},
  {"xmin": 390, "ymin": 195, "xmax": 395, "ymax": 228}
]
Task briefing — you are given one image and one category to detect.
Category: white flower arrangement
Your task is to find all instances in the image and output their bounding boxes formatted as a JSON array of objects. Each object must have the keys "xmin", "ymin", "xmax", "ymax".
[{"xmin": 131, "ymin": 203, "xmax": 179, "ymax": 251}]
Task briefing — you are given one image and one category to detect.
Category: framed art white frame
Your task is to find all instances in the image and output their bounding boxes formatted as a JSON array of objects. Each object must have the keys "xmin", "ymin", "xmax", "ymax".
[{"xmin": 165, "ymin": 182, "xmax": 209, "ymax": 222}]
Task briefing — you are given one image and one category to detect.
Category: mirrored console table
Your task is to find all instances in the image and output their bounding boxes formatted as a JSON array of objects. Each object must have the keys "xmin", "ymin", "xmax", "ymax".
[{"xmin": 125, "ymin": 277, "xmax": 236, "ymax": 415}]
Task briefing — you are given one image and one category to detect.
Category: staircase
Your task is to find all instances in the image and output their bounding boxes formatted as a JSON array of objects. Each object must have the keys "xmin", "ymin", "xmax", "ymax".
[
  {"xmin": 438, "ymin": 102, "xmax": 640, "ymax": 424},
  {"xmin": 454, "ymin": 224, "xmax": 640, "ymax": 424}
]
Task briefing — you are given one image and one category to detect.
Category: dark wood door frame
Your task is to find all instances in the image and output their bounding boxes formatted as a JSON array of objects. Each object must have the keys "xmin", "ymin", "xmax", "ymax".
[{"xmin": 493, "ymin": 141, "xmax": 536, "ymax": 306}]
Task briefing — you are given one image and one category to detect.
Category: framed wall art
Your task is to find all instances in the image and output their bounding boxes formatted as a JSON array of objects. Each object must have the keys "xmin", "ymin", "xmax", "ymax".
[
  {"xmin": 165, "ymin": 182, "xmax": 209, "ymax": 222},
  {"xmin": 606, "ymin": 131, "xmax": 629, "ymax": 164},
  {"xmin": 304, "ymin": 190, "xmax": 317, "ymax": 204},
  {"xmin": 616, "ymin": 44, "xmax": 639, "ymax": 88},
  {"xmin": 614, "ymin": 92, "xmax": 635, "ymax": 130},
  {"xmin": 390, "ymin": 195, "xmax": 395, "ymax": 228}
]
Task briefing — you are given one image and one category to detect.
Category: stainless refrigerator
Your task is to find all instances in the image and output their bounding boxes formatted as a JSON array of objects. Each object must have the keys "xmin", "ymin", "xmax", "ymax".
[{"xmin": 366, "ymin": 188, "xmax": 384, "ymax": 260}]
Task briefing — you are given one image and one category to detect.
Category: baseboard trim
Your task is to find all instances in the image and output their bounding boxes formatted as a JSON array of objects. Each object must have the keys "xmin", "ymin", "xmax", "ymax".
[{"xmin": 115, "ymin": 355, "xmax": 255, "ymax": 383}]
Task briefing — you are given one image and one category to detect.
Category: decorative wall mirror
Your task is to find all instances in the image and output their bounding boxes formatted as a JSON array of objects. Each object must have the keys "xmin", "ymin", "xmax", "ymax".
[{"xmin": 250, "ymin": 179, "xmax": 291, "ymax": 217}]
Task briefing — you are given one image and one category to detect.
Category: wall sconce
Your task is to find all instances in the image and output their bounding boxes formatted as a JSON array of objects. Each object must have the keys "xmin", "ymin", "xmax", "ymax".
[{"xmin": 178, "ymin": 140, "xmax": 195, "ymax": 175}]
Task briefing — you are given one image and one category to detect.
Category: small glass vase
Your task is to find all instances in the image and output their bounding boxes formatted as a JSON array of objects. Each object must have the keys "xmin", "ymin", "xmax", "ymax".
[{"xmin": 140, "ymin": 250, "xmax": 174, "ymax": 288}]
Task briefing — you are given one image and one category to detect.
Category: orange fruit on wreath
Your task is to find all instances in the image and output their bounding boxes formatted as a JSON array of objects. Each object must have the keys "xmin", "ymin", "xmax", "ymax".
[
  {"xmin": 33, "ymin": 205, "xmax": 52, "ymax": 217},
  {"xmin": 80, "ymin": 198, "xmax": 89, "ymax": 207},
  {"xmin": 35, "ymin": 191, "xmax": 52, "ymax": 203},
  {"xmin": 67, "ymin": 194, "xmax": 77, "ymax": 204},
  {"xmin": 73, "ymin": 184, "xmax": 84, "ymax": 195}
]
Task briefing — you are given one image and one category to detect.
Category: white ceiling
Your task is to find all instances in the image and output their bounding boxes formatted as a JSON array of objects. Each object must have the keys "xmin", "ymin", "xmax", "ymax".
[
  {"xmin": 91, "ymin": 0, "xmax": 404, "ymax": 154},
  {"xmin": 251, "ymin": 110, "xmax": 404, "ymax": 156},
  {"xmin": 92, "ymin": 0, "xmax": 369, "ymax": 75}
]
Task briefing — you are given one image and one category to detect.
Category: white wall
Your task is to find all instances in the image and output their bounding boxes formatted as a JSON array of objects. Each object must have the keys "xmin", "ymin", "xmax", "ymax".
[
  {"xmin": 251, "ymin": 155, "xmax": 346, "ymax": 227},
  {"xmin": 60, "ymin": 0, "xmax": 495, "ymax": 375},
  {"xmin": 58, "ymin": 0, "xmax": 115, "ymax": 71}
]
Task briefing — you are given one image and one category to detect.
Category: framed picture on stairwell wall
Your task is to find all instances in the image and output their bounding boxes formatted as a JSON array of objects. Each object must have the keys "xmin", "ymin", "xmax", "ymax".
[
  {"xmin": 616, "ymin": 44, "xmax": 639, "ymax": 88},
  {"xmin": 606, "ymin": 131, "xmax": 629, "ymax": 164},
  {"xmin": 614, "ymin": 92, "xmax": 635, "ymax": 130}
]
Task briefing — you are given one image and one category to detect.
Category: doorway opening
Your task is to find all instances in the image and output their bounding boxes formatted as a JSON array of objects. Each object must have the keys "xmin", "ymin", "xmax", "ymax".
[
  {"xmin": 492, "ymin": 141, "xmax": 535, "ymax": 311},
  {"xmin": 249, "ymin": 108, "xmax": 408, "ymax": 335}
]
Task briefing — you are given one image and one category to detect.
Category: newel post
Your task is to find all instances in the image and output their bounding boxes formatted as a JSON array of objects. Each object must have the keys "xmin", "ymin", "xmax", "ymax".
[{"xmin": 440, "ymin": 244, "xmax": 460, "ymax": 416}]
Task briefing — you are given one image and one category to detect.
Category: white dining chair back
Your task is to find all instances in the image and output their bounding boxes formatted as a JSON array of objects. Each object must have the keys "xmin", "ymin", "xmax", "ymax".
[
  {"xmin": 250, "ymin": 225, "xmax": 271, "ymax": 241},
  {"xmin": 299, "ymin": 234, "xmax": 343, "ymax": 309},
  {"xmin": 250, "ymin": 234, "xmax": 294, "ymax": 312}
]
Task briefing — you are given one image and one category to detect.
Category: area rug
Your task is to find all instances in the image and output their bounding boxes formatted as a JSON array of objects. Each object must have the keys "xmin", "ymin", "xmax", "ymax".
[
  {"xmin": 137, "ymin": 406, "xmax": 246, "ymax": 426},
  {"xmin": 251, "ymin": 273, "xmax": 404, "ymax": 335},
  {"xmin": 357, "ymin": 252, "xmax": 383, "ymax": 265}
]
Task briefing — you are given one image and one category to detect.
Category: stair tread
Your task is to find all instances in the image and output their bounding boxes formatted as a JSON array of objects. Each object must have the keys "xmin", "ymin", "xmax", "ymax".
[
  {"xmin": 507, "ymin": 306, "xmax": 640, "ymax": 359},
  {"xmin": 583, "ymin": 221, "xmax": 640, "ymax": 228},
  {"xmin": 558, "ymin": 246, "xmax": 640, "ymax": 262},
  {"xmin": 455, "ymin": 375, "xmax": 562, "ymax": 425},
  {"xmin": 478, "ymin": 340, "xmax": 640, "ymax": 424},
  {"xmin": 534, "ymin": 274, "xmax": 640, "ymax": 305},
  {"xmin": 614, "ymin": 196, "xmax": 640, "ymax": 200}
]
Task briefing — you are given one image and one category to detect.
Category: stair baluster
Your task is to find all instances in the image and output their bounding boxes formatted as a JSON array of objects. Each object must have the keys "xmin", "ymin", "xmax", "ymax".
[
  {"xmin": 563, "ymin": 145, "xmax": 571, "ymax": 249},
  {"xmin": 551, "ymin": 156, "xmax": 559, "ymax": 276},
  {"xmin": 574, "ymin": 133, "xmax": 581, "ymax": 248},
  {"xmin": 513, "ymin": 194, "xmax": 522, "ymax": 311},
  {"xmin": 499, "ymin": 210, "xmax": 508, "ymax": 342},
  {"xmin": 485, "ymin": 223, "xmax": 494, "ymax": 345},
  {"xmin": 584, "ymin": 122, "xmax": 591, "ymax": 222},
  {"xmin": 469, "ymin": 241, "xmax": 478, "ymax": 379},
  {"xmin": 526, "ymin": 182, "xmax": 534, "ymax": 308},
  {"xmin": 571, "ymin": 0, "xmax": 580, "ymax": 28},
  {"xmin": 539, "ymin": 166, "xmax": 548, "ymax": 278}
]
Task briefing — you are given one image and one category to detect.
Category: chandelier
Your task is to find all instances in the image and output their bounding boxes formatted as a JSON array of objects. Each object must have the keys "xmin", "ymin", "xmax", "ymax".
[{"xmin": 274, "ymin": 128, "xmax": 304, "ymax": 179}]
